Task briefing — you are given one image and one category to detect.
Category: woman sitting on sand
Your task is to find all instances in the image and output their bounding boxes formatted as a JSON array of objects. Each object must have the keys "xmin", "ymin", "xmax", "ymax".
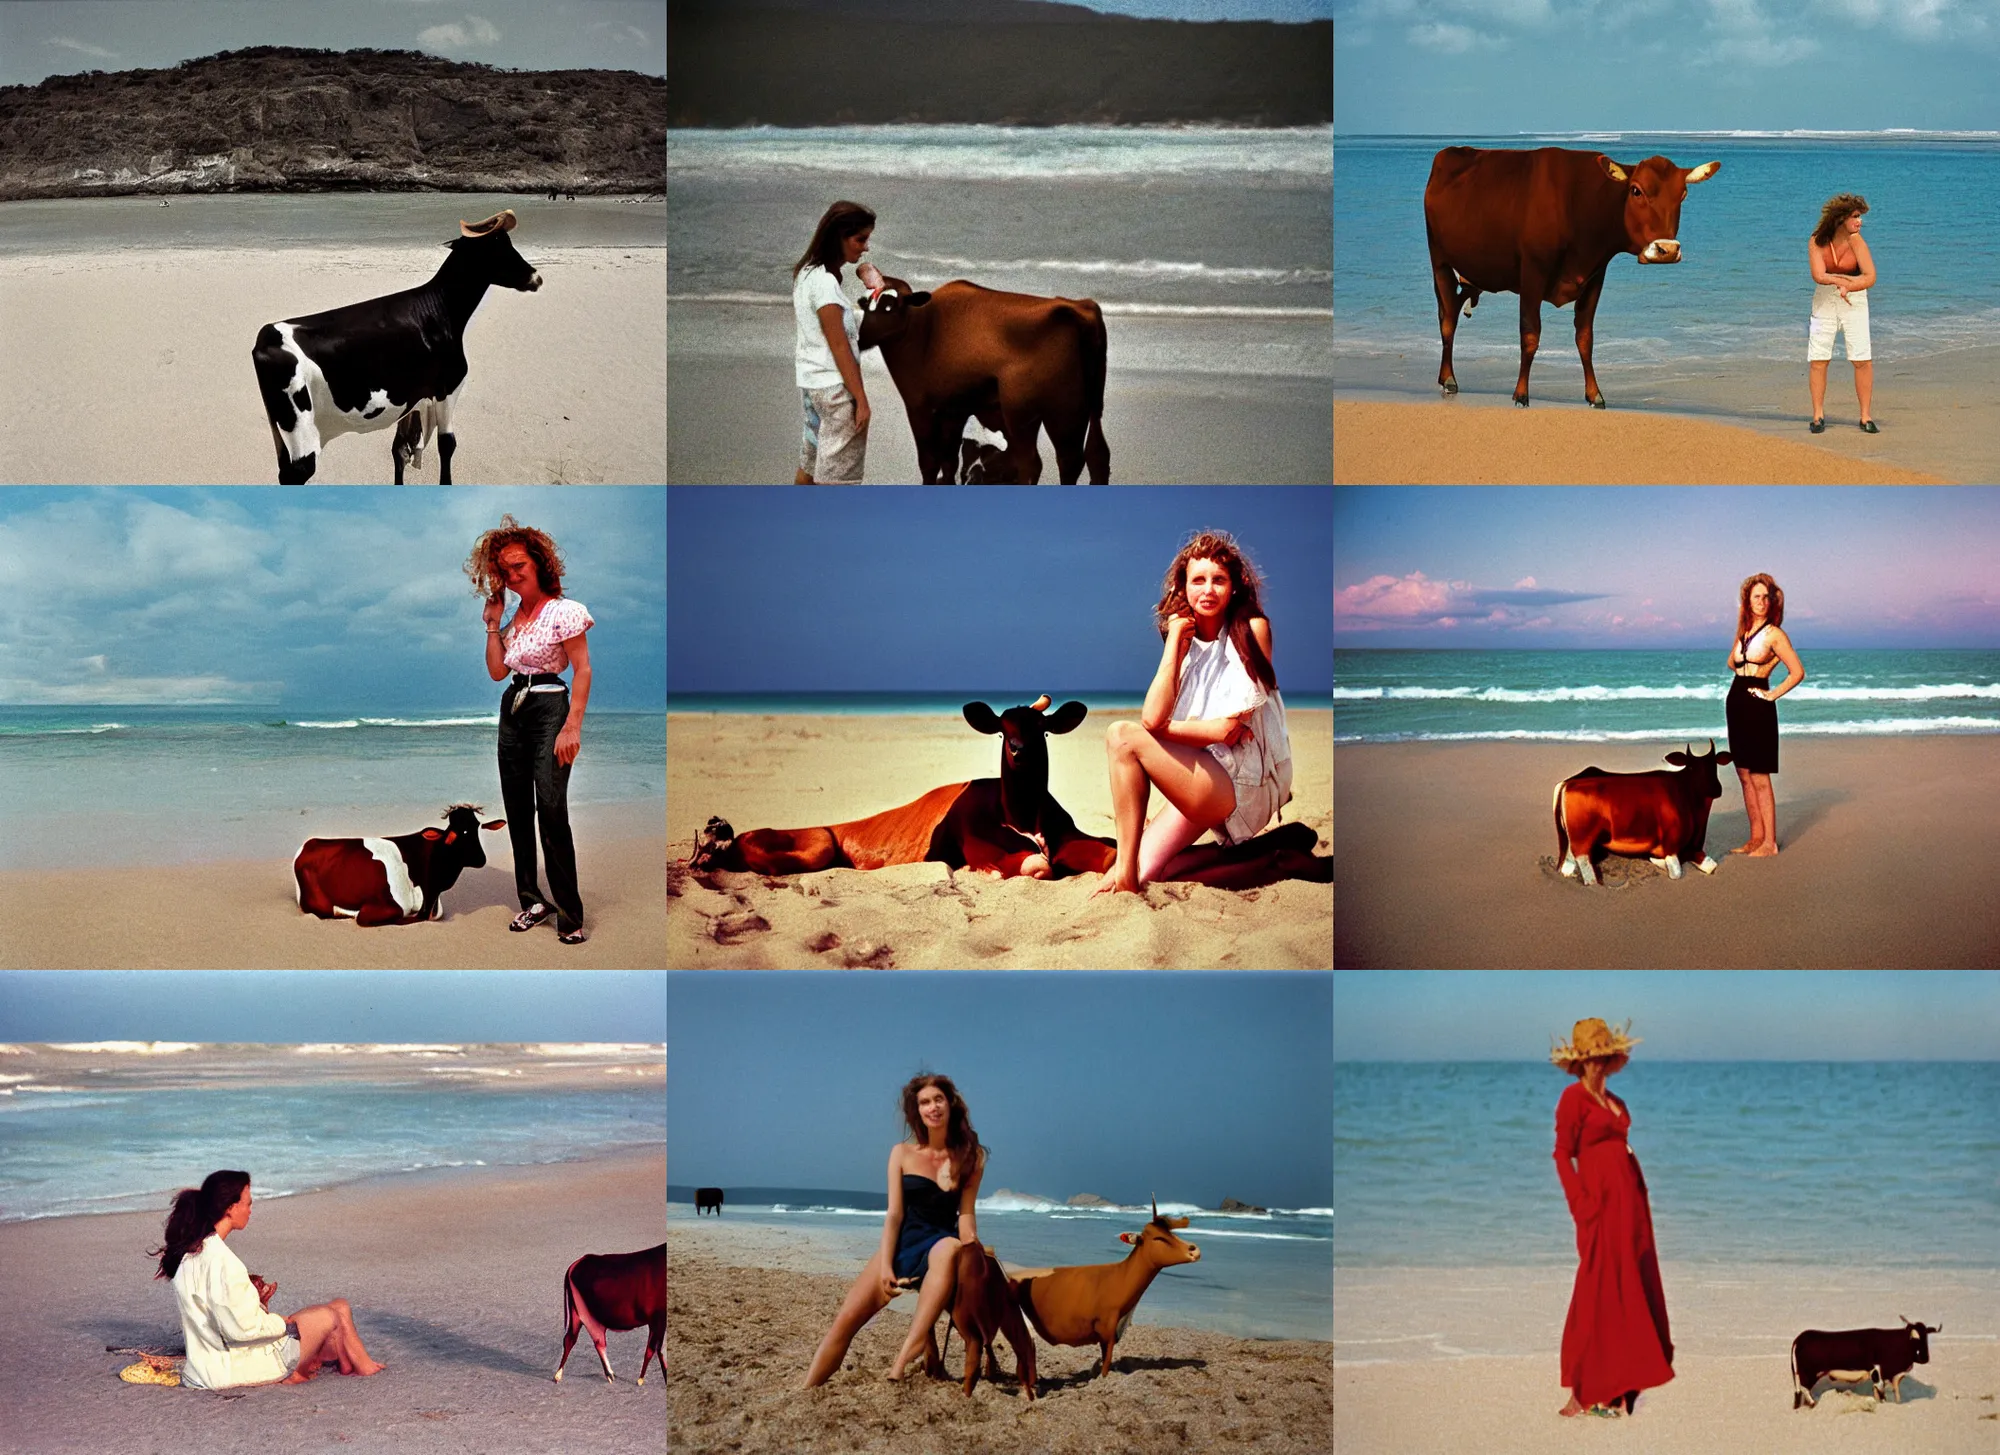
[
  {"xmin": 469, "ymin": 516, "xmax": 594, "ymax": 944},
  {"xmin": 1725, "ymin": 573, "xmax": 1803, "ymax": 857},
  {"xmin": 803, "ymin": 1074, "xmax": 987, "ymax": 1386},
  {"xmin": 1090, "ymin": 529, "xmax": 1294, "ymax": 897},
  {"xmin": 792, "ymin": 201, "xmax": 885, "ymax": 484},
  {"xmin": 1551, "ymin": 1020, "xmax": 1673, "ymax": 1418},
  {"xmin": 152, "ymin": 1170, "xmax": 385, "ymax": 1389},
  {"xmin": 1807, "ymin": 193, "xmax": 1877, "ymax": 434}
]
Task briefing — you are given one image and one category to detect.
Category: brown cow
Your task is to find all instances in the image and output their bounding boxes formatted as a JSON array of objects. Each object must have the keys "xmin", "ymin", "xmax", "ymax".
[
  {"xmin": 1425, "ymin": 147, "xmax": 1719, "ymax": 408},
  {"xmin": 1553, "ymin": 739, "xmax": 1732, "ymax": 886},
  {"xmin": 925, "ymin": 1242, "xmax": 1038, "ymax": 1400},
  {"xmin": 857, "ymin": 274, "xmax": 1110, "ymax": 484},
  {"xmin": 554, "ymin": 1243, "xmax": 665, "ymax": 1385},
  {"xmin": 1008, "ymin": 1202, "xmax": 1200, "ymax": 1379}
]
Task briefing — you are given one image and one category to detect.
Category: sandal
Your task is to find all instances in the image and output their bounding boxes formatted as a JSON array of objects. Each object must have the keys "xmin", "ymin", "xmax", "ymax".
[
  {"xmin": 1859, "ymin": 419, "xmax": 1879, "ymax": 433},
  {"xmin": 509, "ymin": 904, "xmax": 552, "ymax": 932},
  {"xmin": 558, "ymin": 927, "xmax": 588, "ymax": 945},
  {"xmin": 1808, "ymin": 417, "xmax": 1825, "ymax": 433}
]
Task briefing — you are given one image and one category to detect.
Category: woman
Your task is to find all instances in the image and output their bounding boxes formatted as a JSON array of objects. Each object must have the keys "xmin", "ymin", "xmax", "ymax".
[
  {"xmin": 468, "ymin": 515, "xmax": 594, "ymax": 943},
  {"xmin": 803, "ymin": 1074, "xmax": 987, "ymax": 1386},
  {"xmin": 1807, "ymin": 193, "xmax": 1877, "ymax": 433},
  {"xmin": 1550, "ymin": 1020, "xmax": 1672, "ymax": 1419},
  {"xmin": 151, "ymin": 1170, "xmax": 385, "ymax": 1389},
  {"xmin": 792, "ymin": 200, "xmax": 885, "ymax": 485},
  {"xmin": 1725, "ymin": 573, "xmax": 1804, "ymax": 857},
  {"xmin": 1090, "ymin": 530, "xmax": 1294, "ymax": 897}
]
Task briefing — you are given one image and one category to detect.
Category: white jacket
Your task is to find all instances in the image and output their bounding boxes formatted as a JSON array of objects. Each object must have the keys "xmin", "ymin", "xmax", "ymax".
[{"xmin": 171, "ymin": 1234, "xmax": 293, "ymax": 1388}]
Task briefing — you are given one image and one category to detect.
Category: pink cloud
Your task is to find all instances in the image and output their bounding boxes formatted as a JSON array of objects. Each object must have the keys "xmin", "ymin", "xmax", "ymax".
[
  {"xmin": 1333, "ymin": 571, "xmax": 1470, "ymax": 622},
  {"xmin": 1515, "ymin": 576, "xmax": 1537, "ymax": 589}
]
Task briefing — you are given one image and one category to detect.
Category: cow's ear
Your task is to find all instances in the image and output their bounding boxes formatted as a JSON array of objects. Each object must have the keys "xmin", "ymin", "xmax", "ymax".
[
  {"xmin": 907, "ymin": 290, "xmax": 932, "ymax": 309},
  {"xmin": 483, "ymin": 818, "xmax": 506, "ymax": 831},
  {"xmin": 1118, "ymin": 1232, "xmax": 1139, "ymax": 1246},
  {"xmin": 1045, "ymin": 700, "xmax": 1089, "ymax": 735},
  {"xmin": 1663, "ymin": 751, "xmax": 1689, "ymax": 765},
  {"xmin": 1598, "ymin": 155, "xmax": 1629, "ymax": 183},
  {"xmin": 421, "ymin": 827, "xmax": 445, "ymax": 840},
  {"xmin": 963, "ymin": 702, "xmax": 1002, "ymax": 735},
  {"xmin": 1714, "ymin": 752, "xmax": 1732, "ymax": 765},
  {"xmin": 1686, "ymin": 160, "xmax": 1720, "ymax": 184}
]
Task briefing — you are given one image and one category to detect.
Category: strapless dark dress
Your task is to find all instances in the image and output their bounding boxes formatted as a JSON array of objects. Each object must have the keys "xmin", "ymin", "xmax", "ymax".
[
  {"xmin": 1726, "ymin": 628, "xmax": 1779, "ymax": 773},
  {"xmin": 892, "ymin": 1173, "xmax": 960, "ymax": 1281}
]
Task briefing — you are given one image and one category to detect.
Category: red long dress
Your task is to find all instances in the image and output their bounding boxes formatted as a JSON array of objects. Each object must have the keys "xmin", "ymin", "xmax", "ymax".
[{"xmin": 1553, "ymin": 1080, "xmax": 1674, "ymax": 1408}]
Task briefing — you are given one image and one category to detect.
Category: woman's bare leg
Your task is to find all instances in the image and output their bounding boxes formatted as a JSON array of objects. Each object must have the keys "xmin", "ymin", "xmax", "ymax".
[
  {"xmin": 1091, "ymin": 722, "xmax": 1234, "ymax": 897},
  {"xmin": 1749, "ymin": 774, "xmax": 1778, "ymax": 855},
  {"xmin": 889, "ymin": 1237, "xmax": 961, "ymax": 1379},
  {"xmin": 804, "ymin": 1251, "xmax": 895, "ymax": 1387},
  {"xmin": 282, "ymin": 1299, "xmax": 384, "ymax": 1381},
  {"xmin": 1730, "ymin": 765, "xmax": 1764, "ymax": 853},
  {"xmin": 1135, "ymin": 802, "xmax": 1220, "ymax": 885}
]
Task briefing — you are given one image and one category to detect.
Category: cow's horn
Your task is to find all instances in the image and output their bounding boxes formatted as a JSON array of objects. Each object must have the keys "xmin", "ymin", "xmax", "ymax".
[
  {"xmin": 1151, "ymin": 1195, "xmax": 1159, "ymax": 1220},
  {"xmin": 459, "ymin": 209, "xmax": 517, "ymax": 238},
  {"xmin": 1706, "ymin": 737, "xmax": 1716, "ymax": 755},
  {"xmin": 1029, "ymin": 694, "xmax": 1051, "ymax": 712}
]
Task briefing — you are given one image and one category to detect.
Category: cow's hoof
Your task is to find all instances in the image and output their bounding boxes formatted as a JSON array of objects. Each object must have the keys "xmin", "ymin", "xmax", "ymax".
[
  {"xmin": 1440, "ymin": 379, "xmax": 1459, "ymax": 395},
  {"xmin": 1513, "ymin": 396, "xmax": 1530, "ymax": 408},
  {"xmin": 1588, "ymin": 397, "xmax": 1607, "ymax": 410}
]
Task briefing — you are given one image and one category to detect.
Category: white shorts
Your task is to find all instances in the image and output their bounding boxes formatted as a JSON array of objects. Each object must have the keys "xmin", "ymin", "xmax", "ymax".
[
  {"xmin": 799, "ymin": 385, "xmax": 867, "ymax": 484},
  {"xmin": 1807, "ymin": 284, "xmax": 1870, "ymax": 362}
]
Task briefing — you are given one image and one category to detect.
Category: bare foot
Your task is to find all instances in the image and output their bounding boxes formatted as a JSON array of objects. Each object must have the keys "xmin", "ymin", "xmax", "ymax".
[
  {"xmin": 280, "ymin": 1369, "xmax": 317, "ymax": 1384},
  {"xmin": 1728, "ymin": 840, "xmax": 1765, "ymax": 855},
  {"xmin": 1559, "ymin": 1396, "xmax": 1584, "ymax": 1417},
  {"xmin": 1747, "ymin": 844, "xmax": 1778, "ymax": 857}
]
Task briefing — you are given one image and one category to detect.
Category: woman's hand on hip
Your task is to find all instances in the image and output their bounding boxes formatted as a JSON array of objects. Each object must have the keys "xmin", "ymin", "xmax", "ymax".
[{"xmin": 555, "ymin": 724, "xmax": 582, "ymax": 766}]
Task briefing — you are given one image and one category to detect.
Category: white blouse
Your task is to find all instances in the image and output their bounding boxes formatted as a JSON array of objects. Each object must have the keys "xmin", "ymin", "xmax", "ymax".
[
  {"xmin": 171, "ymin": 1234, "xmax": 293, "ymax": 1389},
  {"xmin": 1172, "ymin": 629, "xmax": 1293, "ymax": 793},
  {"xmin": 503, "ymin": 596, "xmax": 593, "ymax": 676}
]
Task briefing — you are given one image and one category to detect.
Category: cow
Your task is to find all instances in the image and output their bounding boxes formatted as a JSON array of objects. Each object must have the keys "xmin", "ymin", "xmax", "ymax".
[
  {"xmin": 1792, "ymin": 1319, "xmax": 1938, "ymax": 1408},
  {"xmin": 1424, "ymin": 147, "xmax": 1720, "ymax": 408},
  {"xmin": 694, "ymin": 1187, "xmax": 724, "ymax": 1216},
  {"xmin": 959, "ymin": 417, "xmax": 1012, "ymax": 484},
  {"xmin": 1553, "ymin": 740, "xmax": 1731, "ymax": 887},
  {"xmin": 252, "ymin": 210, "xmax": 542, "ymax": 484},
  {"xmin": 555, "ymin": 1243, "xmax": 666, "ymax": 1385},
  {"xmin": 926, "ymin": 1243, "xmax": 1038, "ymax": 1400},
  {"xmin": 292, "ymin": 804, "xmax": 505, "ymax": 925},
  {"xmin": 856, "ymin": 273, "xmax": 1110, "ymax": 484},
  {"xmin": 1007, "ymin": 1202, "xmax": 1200, "ymax": 1379}
]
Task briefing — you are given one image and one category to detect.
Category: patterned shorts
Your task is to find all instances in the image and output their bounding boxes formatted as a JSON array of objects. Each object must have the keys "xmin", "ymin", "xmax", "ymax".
[{"xmin": 799, "ymin": 385, "xmax": 868, "ymax": 484}]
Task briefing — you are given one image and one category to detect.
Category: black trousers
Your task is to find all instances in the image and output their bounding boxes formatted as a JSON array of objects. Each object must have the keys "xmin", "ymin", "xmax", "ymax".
[{"xmin": 497, "ymin": 685, "xmax": 584, "ymax": 932}]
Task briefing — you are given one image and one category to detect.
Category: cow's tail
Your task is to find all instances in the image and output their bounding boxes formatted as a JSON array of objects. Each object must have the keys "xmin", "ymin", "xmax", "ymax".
[
  {"xmin": 1078, "ymin": 302, "xmax": 1110, "ymax": 484},
  {"xmin": 1552, "ymin": 779, "xmax": 1570, "ymax": 871}
]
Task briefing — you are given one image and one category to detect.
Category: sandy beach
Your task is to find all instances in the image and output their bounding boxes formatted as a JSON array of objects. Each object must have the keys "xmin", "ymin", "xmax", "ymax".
[
  {"xmin": 1335, "ymin": 1264, "xmax": 1999, "ymax": 1455},
  {"xmin": 0, "ymin": 802, "xmax": 666, "ymax": 969},
  {"xmin": 666, "ymin": 710, "xmax": 1332, "ymax": 969},
  {"xmin": 0, "ymin": 246, "xmax": 665, "ymax": 484},
  {"xmin": 670, "ymin": 1222, "xmax": 1332, "ymax": 1455},
  {"xmin": 0, "ymin": 1148, "xmax": 664, "ymax": 1455},
  {"xmin": 1333, "ymin": 737, "xmax": 2000, "ymax": 968}
]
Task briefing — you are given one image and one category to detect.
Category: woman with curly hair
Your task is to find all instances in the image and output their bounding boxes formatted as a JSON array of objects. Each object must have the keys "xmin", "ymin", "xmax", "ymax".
[
  {"xmin": 153, "ymin": 1170, "xmax": 385, "ymax": 1389},
  {"xmin": 1091, "ymin": 530, "xmax": 1296, "ymax": 897},
  {"xmin": 1725, "ymin": 573, "xmax": 1804, "ymax": 857},
  {"xmin": 804, "ymin": 1074, "xmax": 988, "ymax": 1386},
  {"xmin": 466, "ymin": 515, "xmax": 594, "ymax": 943},
  {"xmin": 1807, "ymin": 193, "xmax": 1878, "ymax": 433}
]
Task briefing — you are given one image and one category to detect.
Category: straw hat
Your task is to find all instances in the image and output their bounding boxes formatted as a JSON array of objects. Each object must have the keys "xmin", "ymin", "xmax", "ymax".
[{"xmin": 1549, "ymin": 1018, "xmax": 1641, "ymax": 1069}]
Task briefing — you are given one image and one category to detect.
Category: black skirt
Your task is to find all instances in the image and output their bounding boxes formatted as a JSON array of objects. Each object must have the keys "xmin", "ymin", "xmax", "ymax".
[{"xmin": 1726, "ymin": 674, "xmax": 1778, "ymax": 774}]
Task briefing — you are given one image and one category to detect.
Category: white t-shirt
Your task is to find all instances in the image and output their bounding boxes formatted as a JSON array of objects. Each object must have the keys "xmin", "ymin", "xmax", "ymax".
[
  {"xmin": 794, "ymin": 263, "xmax": 861, "ymax": 390},
  {"xmin": 1171, "ymin": 630, "xmax": 1293, "ymax": 792}
]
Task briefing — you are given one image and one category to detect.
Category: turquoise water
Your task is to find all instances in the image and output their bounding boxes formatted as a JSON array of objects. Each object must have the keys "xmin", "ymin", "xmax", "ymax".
[
  {"xmin": 1334, "ymin": 1062, "xmax": 1999, "ymax": 1268},
  {"xmin": 1333, "ymin": 649, "xmax": 2000, "ymax": 742}
]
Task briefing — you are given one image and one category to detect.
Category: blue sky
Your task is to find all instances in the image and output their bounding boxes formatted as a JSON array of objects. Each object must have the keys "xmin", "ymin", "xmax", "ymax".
[
  {"xmin": 1334, "ymin": 971, "xmax": 2000, "ymax": 1060},
  {"xmin": 668, "ymin": 972, "xmax": 1332, "ymax": 1208},
  {"xmin": 0, "ymin": 0, "xmax": 664, "ymax": 86},
  {"xmin": 0, "ymin": 971, "xmax": 666, "ymax": 1041},
  {"xmin": 1333, "ymin": 0, "xmax": 1998, "ymax": 133},
  {"xmin": 1334, "ymin": 486, "xmax": 2000, "ymax": 649},
  {"xmin": 668, "ymin": 487, "xmax": 1332, "ymax": 696},
  {"xmin": 0, "ymin": 487, "xmax": 664, "ymax": 712}
]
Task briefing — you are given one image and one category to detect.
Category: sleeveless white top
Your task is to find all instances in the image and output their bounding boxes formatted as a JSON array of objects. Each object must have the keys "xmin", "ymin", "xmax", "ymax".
[{"xmin": 1171, "ymin": 630, "xmax": 1293, "ymax": 800}]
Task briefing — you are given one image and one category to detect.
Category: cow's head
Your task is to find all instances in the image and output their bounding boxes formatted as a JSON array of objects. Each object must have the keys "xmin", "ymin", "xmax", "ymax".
[
  {"xmin": 964, "ymin": 695, "xmax": 1088, "ymax": 831},
  {"xmin": 452, "ymin": 210, "xmax": 543, "ymax": 292},
  {"xmin": 1597, "ymin": 155, "xmax": 1720, "ymax": 265},
  {"xmin": 856, "ymin": 272, "xmax": 932, "ymax": 350},
  {"xmin": 1900, "ymin": 1317, "xmax": 1938, "ymax": 1363},
  {"xmin": 1118, "ymin": 1197, "xmax": 1202, "ymax": 1268},
  {"xmin": 421, "ymin": 803, "xmax": 507, "ymax": 869},
  {"xmin": 1663, "ymin": 739, "xmax": 1731, "ymax": 798}
]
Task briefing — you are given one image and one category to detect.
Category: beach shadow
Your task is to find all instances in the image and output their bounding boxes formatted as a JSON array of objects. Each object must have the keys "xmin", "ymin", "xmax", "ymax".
[
  {"xmin": 1774, "ymin": 786, "xmax": 1849, "ymax": 847},
  {"xmin": 361, "ymin": 1312, "xmax": 548, "ymax": 1376},
  {"xmin": 439, "ymin": 864, "xmax": 523, "ymax": 916},
  {"xmin": 1036, "ymin": 1354, "xmax": 1206, "ymax": 1391},
  {"xmin": 89, "ymin": 1319, "xmax": 184, "ymax": 1354}
]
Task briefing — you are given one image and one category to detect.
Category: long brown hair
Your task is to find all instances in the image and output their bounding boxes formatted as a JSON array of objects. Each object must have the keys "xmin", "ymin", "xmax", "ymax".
[
  {"xmin": 1735, "ymin": 572, "xmax": 1784, "ymax": 641},
  {"xmin": 464, "ymin": 514, "xmax": 565, "ymax": 599},
  {"xmin": 791, "ymin": 200, "xmax": 876, "ymax": 280},
  {"xmin": 1812, "ymin": 193, "xmax": 1868, "ymax": 248},
  {"xmin": 150, "ymin": 1170, "xmax": 249, "ymax": 1281},
  {"xmin": 1154, "ymin": 530, "xmax": 1278, "ymax": 693},
  {"xmin": 899, "ymin": 1073, "xmax": 985, "ymax": 1189}
]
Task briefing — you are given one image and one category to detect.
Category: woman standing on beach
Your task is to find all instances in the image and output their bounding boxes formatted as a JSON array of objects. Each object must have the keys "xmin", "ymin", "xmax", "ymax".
[
  {"xmin": 469, "ymin": 516, "xmax": 594, "ymax": 944},
  {"xmin": 803, "ymin": 1075, "xmax": 987, "ymax": 1386},
  {"xmin": 1807, "ymin": 194, "xmax": 1877, "ymax": 433},
  {"xmin": 1090, "ymin": 530, "xmax": 1294, "ymax": 897},
  {"xmin": 1551, "ymin": 1021, "xmax": 1673, "ymax": 1419},
  {"xmin": 152, "ymin": 1170, "xmax": 385, "ymax": 1389},
  {"xmin": 792, "ymin": 201, "xmax": 884, "ymax": 484},
  {"xmin": 1725, "ymin": 574, "xmax": 1803, "ymax": 857}
]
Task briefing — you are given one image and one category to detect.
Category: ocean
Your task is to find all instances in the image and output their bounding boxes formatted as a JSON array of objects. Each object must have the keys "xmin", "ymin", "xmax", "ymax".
[
  {"xmin": 0, "ymin": 1043, "xmax": 666, "ymax": 1223},
  {"xmin": 668, "ymin": 125, "xmax": 1332, "ymax": 379},
  {"xmin": 1334, "ymin": 1062, "xmax": 1999, "ymax": 1269},
  {"xmin": 667, "ymin": 1184, "xmax": 1333, "ymax": 1342},
  {"xmin": 0, "ymin": 705, "xmax": 666, "ymax": 869},
  {"xmin": 1333, "ymin": 649, "xmax": 2000, "ymax": 743},
  {"xmin": 669, "ymin": 691, "xmax": 1336, "ymax": 715},
  {"xmin": 1334, "ymin": 132, "xmax": 2000, "ymax": 388}
]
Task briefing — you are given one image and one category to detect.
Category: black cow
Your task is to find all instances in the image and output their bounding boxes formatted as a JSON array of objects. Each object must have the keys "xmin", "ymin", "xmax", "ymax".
[
  {"xmin": 1792, "ymin": 1319, "xmax": 1939, "ymax": 1408},
  {"xmin": 253, "ymin": 210, "xmax": 542, "ymax": 484},
  {"xmin": 293, "ymin": 804, "xmax": 505, "ymax": 925},
  {"xmin": 695, "ymin": 1187, "xmax": 724, "ymax": 1215}
]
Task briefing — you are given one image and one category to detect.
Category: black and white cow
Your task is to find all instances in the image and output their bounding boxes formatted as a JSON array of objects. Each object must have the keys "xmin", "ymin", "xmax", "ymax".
[
  {"xmin": 1792, "ymin": 1318, "xmax": 1939, "ymax": 1408},
  {"xmin": 252, "ymin": 210, "xmax": 542, "ymax": 484},
  {"xmin": 293, "ymin": 804, "xmax": 505, "ymax": 926}
]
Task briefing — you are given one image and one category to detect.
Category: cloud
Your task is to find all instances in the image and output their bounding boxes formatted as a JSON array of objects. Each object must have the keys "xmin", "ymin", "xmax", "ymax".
[
  {"xmin": 1335, "ymin": 571, "xmax": 1609, "ymax": 630},
  {"xmin": 1701, "ymin": 0, "xmax": 1820, "ymax": 64},
  {"xmin": 418, "ymin": 15, "xmax": 502, "ymax": 50},
  {"xmin": 1515, "ymin": 576, "xmax": 1537, "ymax": 589},
  {"xmin": 1407, "ymin": 20, "xmax": 1504, "ymax": 50},
  {"xmin": 44, "ymin": 36, "xmax": 118, "ymax": 60}
]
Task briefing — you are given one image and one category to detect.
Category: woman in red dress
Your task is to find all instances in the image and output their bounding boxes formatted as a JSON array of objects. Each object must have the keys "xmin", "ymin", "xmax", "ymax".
[{"xmin": 1551, "ymin": 1018, "xmax": 1674, "ymax": 1418}]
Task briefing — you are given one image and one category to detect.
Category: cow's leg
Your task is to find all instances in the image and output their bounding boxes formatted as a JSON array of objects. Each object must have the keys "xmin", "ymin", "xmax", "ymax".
[
  {"xmin": 1428, "ymin": 245, "xmax": 1467, "ymax": 395},
  {"xmin": 271, "ymin": 422, "xmax": 316, "ymax": 484},
  {"xmin": 637, "ymin": 1315, "xmax": 663, "ymax": 1386},
  {"xmin": 1000, "ymin": 407, "xmax": 1045, "ymax": 484},
  {"xmin": 909, "ymin": 408, "xmax": 947, "ymax": 484},
  {"xmin": 1650, "ymin": 855, "xmax": 1685, "ymax": 880},
  {"xmin": 437, "ymin": 431, "xmax": 456, "ymax": 485},
  {"xmin": 1574, "ymin": 265, "xmax": 1610, "ymax": 408},
  {"xmin": 566, "ymin": 1284, "xmax": 616, "ymax": 1380},
  {"xmin": 1514, "ymin": 286, "xmax": 1542, "ymax": 407},
  {"xmin": 353, "ymin": 902, "xmax": 410, "ymax": 926},
  {"xmin": 734, "ymin": 826, "xmax": 842, "ymax": 874}
]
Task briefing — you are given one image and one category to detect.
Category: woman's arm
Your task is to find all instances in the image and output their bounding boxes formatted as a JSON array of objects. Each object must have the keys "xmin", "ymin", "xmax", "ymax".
[
  {"xmin": 957, "ymin": 1148, "xmax": 985, "ymax": 1247},
  {"xmin": 817, "ymin": 304, "xmax": 871, "ymax": 429},
  {"xmin": 1760, "ymin": 629, "xmax": 1804, "ymax": 701},
  {"xmin": 1807, "ymin": 236, "xmax": 1841, "ymax": 286},
  {"xmin": 555, "ymin": 631, "xmax": 591, "ymax": 766},
  {"xmin": 1843, "ymin": 234, "xmax": 1877, "ymax": 293},
  {"xmin": 1140, "ymin": 618, "xmax": 1195, "ymax": 732},
  {"xmin": 1159, "ymin": 713, "xmax": 1252, "ymax": 747},
  {"xmin": 483, "ymin": 591, "xmax": 509, "ymax": 681},
  {"xmin": 211, "ymin": 1255, "xmax": 288, "ymax": 1344}
]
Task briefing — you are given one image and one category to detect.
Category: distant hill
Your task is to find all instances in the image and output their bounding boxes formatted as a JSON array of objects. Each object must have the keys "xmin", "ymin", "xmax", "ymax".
[
  {"xmin": 667, "ymin": 0, "xmax": 1330, "ymax": 127},
  {"xmin": 0, "ymin": 47, "xmax": 665, "ymax": 201}
]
